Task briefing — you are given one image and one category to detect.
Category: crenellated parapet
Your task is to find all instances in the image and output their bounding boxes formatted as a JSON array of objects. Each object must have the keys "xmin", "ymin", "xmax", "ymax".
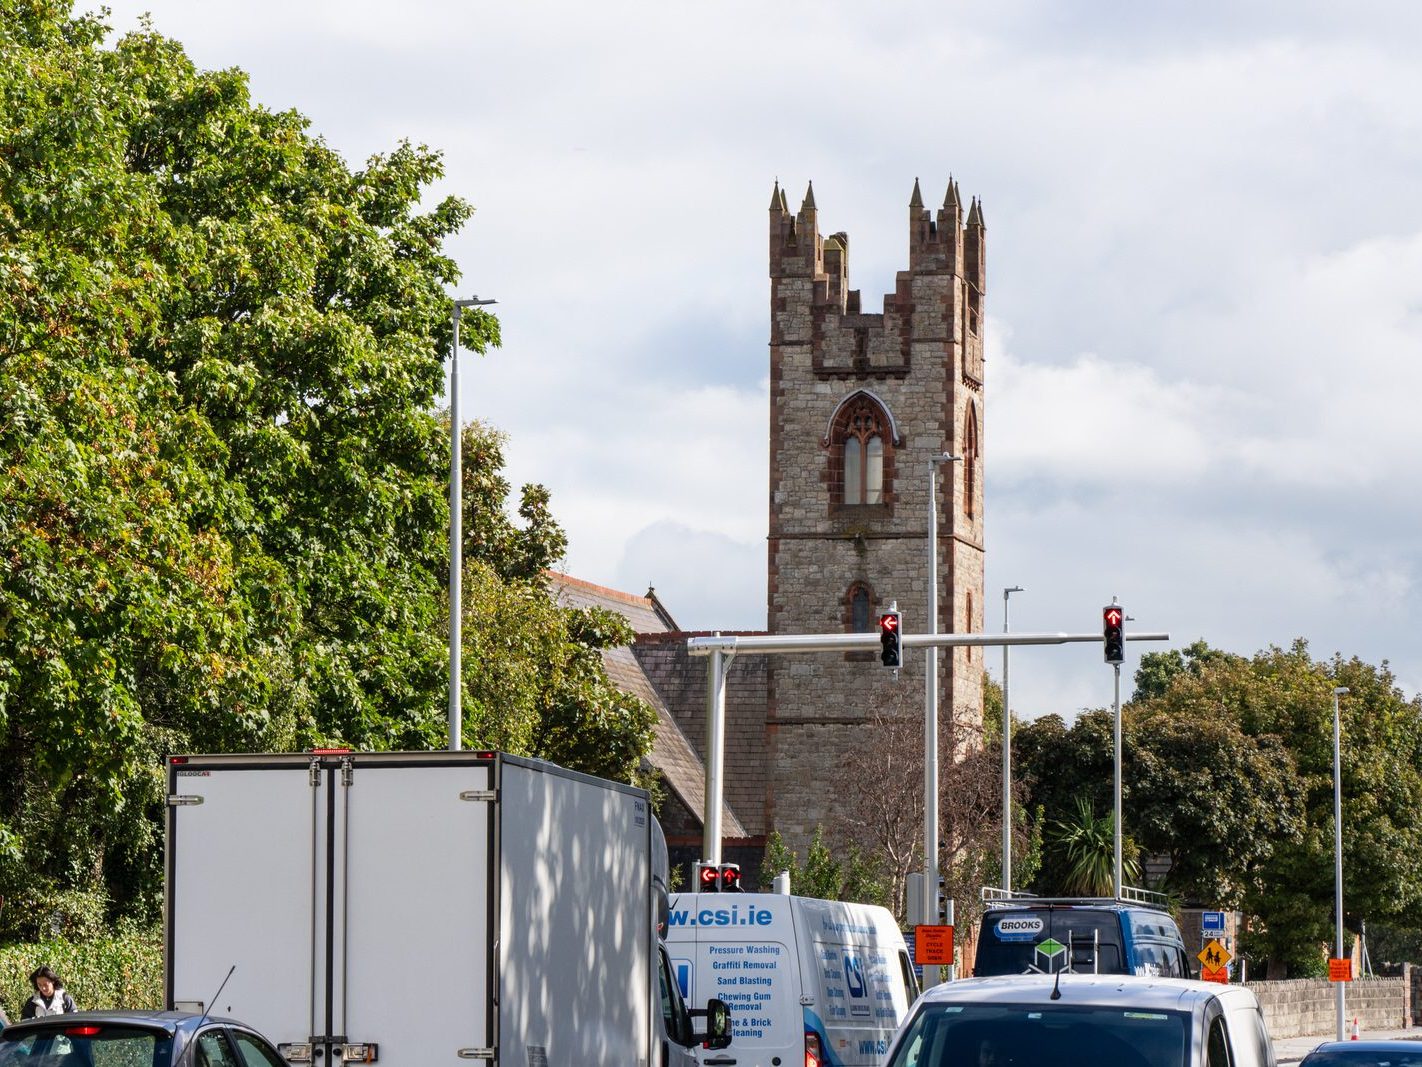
[{"xmin": 770, "ymin": 178, "xmax": 986, "ymax": 382}]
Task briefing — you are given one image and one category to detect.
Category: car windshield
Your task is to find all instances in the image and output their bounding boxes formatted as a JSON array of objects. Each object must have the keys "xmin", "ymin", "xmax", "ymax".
[
  {"xmin": 1303, "ymin": 1052, "xmax": 1422, "ymax": 1067},
  {"xmin": 886, "ymin": 1001, "xmax": 1190, "ymax": 1067},
  {"xmin": 0, "ymin": 1024, "xmax": 170, "ymax": 1067}
]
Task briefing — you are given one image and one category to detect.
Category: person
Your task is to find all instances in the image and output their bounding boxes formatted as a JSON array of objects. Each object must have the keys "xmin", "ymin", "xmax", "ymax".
[{"xmin": 21, "ymin": 966, "xmax": 76, "ymax": 1018}]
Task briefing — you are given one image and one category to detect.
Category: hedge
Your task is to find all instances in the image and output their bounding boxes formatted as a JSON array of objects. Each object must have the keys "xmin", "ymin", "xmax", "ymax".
[{"xmin": 0, "ymin": 929, "xmax": 162, "ymax": 1022}]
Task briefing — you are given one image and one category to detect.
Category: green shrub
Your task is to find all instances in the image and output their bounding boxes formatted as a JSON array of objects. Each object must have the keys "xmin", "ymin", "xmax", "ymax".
[
  {"xmin": 0, "ymin": 884, "xmax": 112, "ymax": 944},
  {"xmin": 0, "ymin": 928, "xmax": 162, "ymax": 1021}
]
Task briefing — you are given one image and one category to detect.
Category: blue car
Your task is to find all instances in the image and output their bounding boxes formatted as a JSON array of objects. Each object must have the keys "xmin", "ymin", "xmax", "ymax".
[
  {"xmin": 0, "ymin": 1009, "xmax": 289, "ymax": 1067},
  {"xmin": 1300, "ymin": 1041, "xmax": 1422, "ymax": 1066}
]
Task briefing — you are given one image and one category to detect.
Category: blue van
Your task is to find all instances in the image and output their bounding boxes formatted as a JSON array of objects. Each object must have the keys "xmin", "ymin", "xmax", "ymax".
[{"xmin": 973, "ymin": 892, "xmax": 1193, "ymax": 979}]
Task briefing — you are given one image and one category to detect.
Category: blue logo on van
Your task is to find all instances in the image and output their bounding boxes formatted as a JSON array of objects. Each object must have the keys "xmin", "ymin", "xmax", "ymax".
[
  {"xmin": 674, "ymin": 960, "xmax": 691, "ymax": 999},
  {"xmin": 844, "ymin": 953, "xmax": 866, "ymax": 998}
]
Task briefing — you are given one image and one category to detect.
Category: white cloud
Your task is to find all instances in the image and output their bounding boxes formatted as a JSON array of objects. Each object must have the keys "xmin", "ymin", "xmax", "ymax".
[
  {"xmin": 95, "ymin": 0, "xmax": 1422, "ymax": 716},
  {"xmin": 614, "ymin": 521, "xmax": 765, "ymax": 632}
]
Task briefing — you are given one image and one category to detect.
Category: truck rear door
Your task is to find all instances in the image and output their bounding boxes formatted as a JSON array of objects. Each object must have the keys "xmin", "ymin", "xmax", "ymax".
[
  {"xmin": 167, "ymin": 757, "xmax": 316, "ymax": 1046},
  {"xmin": 337, "ymin": 755, "xmax": 494, "ymax": 1062},
  {"xmin": 167, "ymin": 753, "xmax": 495, "ymax": 1063}
]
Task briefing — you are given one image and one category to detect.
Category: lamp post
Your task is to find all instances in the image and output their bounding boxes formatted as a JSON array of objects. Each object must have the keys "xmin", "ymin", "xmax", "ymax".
[
  {"xmin": 449, "ymin": 296, "xmax": 497, "ymax": 752},
  {"xmin": 1001, "ymin": 586, "xmax": 1023, "ymax": 892},
  {"xmin": 924, "ymin": 452, "xmax": 961, "ymax": 986},
  {"xmin": 1333, "ymin": 684, "xmax": 1350, "ymax": 1041}
]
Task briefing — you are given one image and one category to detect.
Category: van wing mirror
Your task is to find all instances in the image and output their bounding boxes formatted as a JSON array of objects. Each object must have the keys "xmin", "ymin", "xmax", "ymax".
[{"xmin": 690, "ymin": 997, "xmax": 732, "ymax": 1050}]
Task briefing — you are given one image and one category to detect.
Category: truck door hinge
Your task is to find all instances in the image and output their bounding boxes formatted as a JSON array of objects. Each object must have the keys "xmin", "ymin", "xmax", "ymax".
[
  {"xmin": 456, "ymin": 1049, "xmax": 494, "ymax": 1060},
  {"xmin": 167, "ymin": 795, "xmax": 203, "ymax": 807},
  {"xmin": 309, "ymin": 758, "xmax": 321, "ymax": 787},
  {"xmin": 341, "ymin": 758, "xmax": 354, "ymax": 787},
  {"xmin": 459, "ymin": 790, "xmax": 496, "ymax": 802}
]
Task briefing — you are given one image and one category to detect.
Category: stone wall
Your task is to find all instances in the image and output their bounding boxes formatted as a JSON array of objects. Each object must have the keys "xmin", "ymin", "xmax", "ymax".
[
  {"xmin": 766, "ymin": 180, "xmax": 986, "ymax": 857},
  {"xmin": 1247, "ymin": 977, "xmax": 1411, "ymax": 1039}
]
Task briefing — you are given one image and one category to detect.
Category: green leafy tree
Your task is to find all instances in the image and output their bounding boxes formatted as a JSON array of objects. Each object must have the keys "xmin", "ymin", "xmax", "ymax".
[
  {"xmin": 1025, "ymin": 640, "xmax": 1422, "ymax": 977},
  {"xmin": 757, "ymin": 830, "xmax": 889, "ymax": 907},
  {"xmin": 1162, "ymin": 642, "xmax": 1422, "ymax": 976},
  {"xmin": 0, "ymin": 2, "xmax": 653, "ymax": 936}
]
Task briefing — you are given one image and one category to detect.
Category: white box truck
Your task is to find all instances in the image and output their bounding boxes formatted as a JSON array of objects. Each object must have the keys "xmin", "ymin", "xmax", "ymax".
[
  {"xmin": 665, "ymin": 892, "xmax": 917, "ymax": 1067},
  {"xmin": 165, "ymin": 750, "xmax": 727, "ymax": 1065}
]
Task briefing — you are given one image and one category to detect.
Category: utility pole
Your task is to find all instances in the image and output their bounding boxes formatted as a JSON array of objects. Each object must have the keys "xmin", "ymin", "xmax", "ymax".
[{"xmin": 1001, "ymin": 585, "xmax": 1022, "ymax": 892}]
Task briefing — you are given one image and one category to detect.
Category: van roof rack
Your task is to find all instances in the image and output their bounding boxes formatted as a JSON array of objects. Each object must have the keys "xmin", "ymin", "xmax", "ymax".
[{"xmin": 980, "ymin": 885, "xmax": 1170, "ymax": 910}]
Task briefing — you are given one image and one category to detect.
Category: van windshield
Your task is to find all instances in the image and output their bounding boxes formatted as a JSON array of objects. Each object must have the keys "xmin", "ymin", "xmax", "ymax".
[
  {"xmin": 974, "ymin": 911, "xmax": 1123, "ymax": 976},
  {"xmin": 886, "ymin": 1002, "xmax": 1189, "ymax": 1067}
]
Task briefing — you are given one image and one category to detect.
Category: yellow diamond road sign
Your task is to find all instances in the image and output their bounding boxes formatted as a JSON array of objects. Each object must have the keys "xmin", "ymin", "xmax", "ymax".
[{"xmin": 1198, "ymin": 939, "xmax": 1233, "ymax": 970}]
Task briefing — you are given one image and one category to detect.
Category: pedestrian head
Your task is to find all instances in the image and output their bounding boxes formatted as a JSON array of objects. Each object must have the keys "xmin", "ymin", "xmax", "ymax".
[{"xmin": 29, "ymin": 966, "xmax": 62, "ymax": 995}]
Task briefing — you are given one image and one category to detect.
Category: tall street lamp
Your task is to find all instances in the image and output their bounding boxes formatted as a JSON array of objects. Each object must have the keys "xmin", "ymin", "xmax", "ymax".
[
  {"xmin": 1001, "ymin": 585, "xmax": 1023, "ymax": 891},
  {"xmin": 924, "ymin": 451, "xmax": 961, "ymax": 986},
  {"xmin": 1333, "ymin": 684, "xmax": 1350, "ymax": 1040},
  {"xmin": 449, "ymin": 295, "xmax": 497, "ymax": 752}
]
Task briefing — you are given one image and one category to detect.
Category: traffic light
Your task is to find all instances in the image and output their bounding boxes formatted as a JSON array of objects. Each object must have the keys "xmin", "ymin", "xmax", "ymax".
[
  {"xmin": 694, "ymin": 862, "xmax": 743, "ymax": 893},
  {"xmin": 879, "ymin": 609, "xmax": 902, "ymax": 669},
  {"xmin": 696, "ymin": 862, "xmax": 721, "ymax": 892},
  {"xmin": 1103, "ymin": 603, "xmax": 1125, "ymax": 664}
]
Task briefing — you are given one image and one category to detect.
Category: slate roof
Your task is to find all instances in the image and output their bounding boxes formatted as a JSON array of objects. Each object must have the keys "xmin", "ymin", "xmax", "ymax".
[{"xmin": 547, "ymin": 572, "xmax": 749, "ymax": 838}]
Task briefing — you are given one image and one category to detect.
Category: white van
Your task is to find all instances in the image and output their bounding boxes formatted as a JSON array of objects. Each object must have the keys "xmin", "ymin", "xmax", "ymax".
[{"xmin": 666, "ymin": 892, "xmax": 919, "ymax": 1067}]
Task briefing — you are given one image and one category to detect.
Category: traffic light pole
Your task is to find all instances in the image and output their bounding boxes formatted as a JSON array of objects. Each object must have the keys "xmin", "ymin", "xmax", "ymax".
[
  {"xmin": 701, "ymin": 644, "xmax": 735, "ymax": 865},
  {"xmin": 1113, "ymin": 662, "xmax": 1122, "ymax": 899},
  {"xmin": 690, "ymin": 628, "xmax": 1168, "ymax": 909}
]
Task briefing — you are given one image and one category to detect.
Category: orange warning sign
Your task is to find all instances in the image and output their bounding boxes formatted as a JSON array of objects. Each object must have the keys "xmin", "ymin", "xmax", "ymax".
[
  {"xmin": 1197, "ymin": 939, "xmax": 1233, "ymax": 971},
  {"xmin": 1201, "ymin": 965, "xmax": 1229, "ymax": 984},
  {"xmin": 1329, "ymin": 958, "xmax": 1353, "ymax": 982},
  {"xmin": 915, "ymin": 925, "xmax": 955, "ymax": 965}
]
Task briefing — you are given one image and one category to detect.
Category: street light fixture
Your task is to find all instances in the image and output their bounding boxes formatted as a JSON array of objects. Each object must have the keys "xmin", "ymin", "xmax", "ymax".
[
  {"xmin": 449, "ymin": 296, "xmax": 497, "ymax": 752},
  {"xmin": 924, "ymin": 451, "xmax": 961, "ymax": 986},
  {"xmin": 1001, "ymin": 586, "xmax": 1023, "ymax": 891},
  {"xmin": 1333, "ymin": 684, "xmax": 1350, "ymax": 1040}
]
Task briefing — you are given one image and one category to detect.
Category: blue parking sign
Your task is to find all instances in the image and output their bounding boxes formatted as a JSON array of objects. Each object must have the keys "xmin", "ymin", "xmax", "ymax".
[{"xmin": 1202, "ymin": 911, "xmax": 1226, "ymax": 934}]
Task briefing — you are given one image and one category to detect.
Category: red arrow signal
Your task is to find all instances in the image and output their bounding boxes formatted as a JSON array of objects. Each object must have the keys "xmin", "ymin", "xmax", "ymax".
[
  {"xmin": 1104, "ymin": 608, "xmax": 1122, "ymax": 626},
  {"xmin": 880, "ymin": 614, "xmax": 899, "ymax": 632}
]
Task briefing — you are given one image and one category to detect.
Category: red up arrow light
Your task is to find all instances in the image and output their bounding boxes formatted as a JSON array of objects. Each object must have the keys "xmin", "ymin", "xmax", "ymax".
[{"xmin": 1103, "ymin": 604, "xmax": 1125, "ymax": 664}]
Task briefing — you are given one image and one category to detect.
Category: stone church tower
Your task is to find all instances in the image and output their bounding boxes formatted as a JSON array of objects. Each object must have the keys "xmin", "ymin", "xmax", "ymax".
[{"xmin": 765, "ymin": 179, "xmax": 987, "ymax": 850}]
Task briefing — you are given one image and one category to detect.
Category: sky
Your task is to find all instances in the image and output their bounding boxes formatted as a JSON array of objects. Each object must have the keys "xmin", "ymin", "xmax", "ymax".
[{"xmin": 95, "ymin": 0, "xmax": 1422, "ymax": 719}]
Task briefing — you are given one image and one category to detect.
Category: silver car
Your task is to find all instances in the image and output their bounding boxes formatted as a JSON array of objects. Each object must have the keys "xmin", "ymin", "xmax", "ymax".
[{"xmin": 883, "ymin": 974, "xmax": 1276, "ymax": 1067}]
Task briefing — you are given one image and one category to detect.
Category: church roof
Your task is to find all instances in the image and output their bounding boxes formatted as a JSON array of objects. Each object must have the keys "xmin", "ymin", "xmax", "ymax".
[{"xmin": 546, "ymin": 572, "xmax": 749, "ymax": 839}]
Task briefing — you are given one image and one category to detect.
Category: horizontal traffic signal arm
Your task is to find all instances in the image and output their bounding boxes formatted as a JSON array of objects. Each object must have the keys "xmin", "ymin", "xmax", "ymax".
[{"xmin": 686, "ymin": 630, "xmax": 1169, "ymax": 657}]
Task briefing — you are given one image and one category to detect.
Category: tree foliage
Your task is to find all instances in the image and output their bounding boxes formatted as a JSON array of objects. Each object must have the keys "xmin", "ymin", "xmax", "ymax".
[
  {"xmin": 0, "ymin": 2, "xmax": 653, "ymax": 937},
  {"xmin": 1018, "ymin": 639, "xmax": 1422, "ymax": 976}
]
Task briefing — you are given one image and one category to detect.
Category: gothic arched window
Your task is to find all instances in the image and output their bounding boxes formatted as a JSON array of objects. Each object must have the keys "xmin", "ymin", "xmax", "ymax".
[
  {"xmin": 848, "ymin": 583, "xmax": 873, "ymax": 632},
  {"xmin": 832, "ymin": 394, "xmax": 892, "ymax": 506},
  {"xmin": 965, "ymin": 591, "xmax": 975, "ymax": 662},
  {"xmin": 964, "ymin": 402, "xmax": 980, "ymax": 519}
]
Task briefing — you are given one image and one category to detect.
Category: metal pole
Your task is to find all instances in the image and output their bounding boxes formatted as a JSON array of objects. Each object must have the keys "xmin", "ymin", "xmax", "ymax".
[
  {"xmin": 1113, "ymin": 663, "xmax": 1122, "ymax": 899},
  {"xmin": 703, "ymin": 645, "xmax": 731, "ymax": 864},
  {"xmin": 448, "ymin": 296, "xmax": 496, "ymax": 752},
  {"xmin": 1334, "ymin": 685, "xmax": 1349, "ymax": 1041},
  {"xmin": 1002, "ymin": 586, "xmax": 1022, "ymax": 892},
  {"xmin": 449, "ymin": 304, "xmax": 462, "ymax": 752},
  {"xmin": 924, "ymin": 453, "xmax": 960, "ymax": 987}
]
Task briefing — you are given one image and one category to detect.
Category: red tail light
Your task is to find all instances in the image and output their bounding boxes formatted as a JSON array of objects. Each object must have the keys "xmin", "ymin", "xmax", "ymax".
[
  {"xmin": 66, "ymin": 1026, "xmax": 102, "ymax": 1036},
  {"xmin": 805, "ymin": 1030, "xmax": 822, "ymax": 1067}
]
